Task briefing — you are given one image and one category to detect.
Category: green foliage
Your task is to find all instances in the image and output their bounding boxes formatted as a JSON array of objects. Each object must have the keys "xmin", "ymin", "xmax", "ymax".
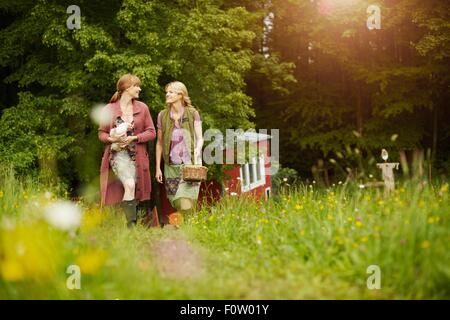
[
  {"xmin": 0, "ymin": 0, "xmax": 293, "ymax": 189},
  {"xmin": 270, "ymin": 166, "xmax": 299, "ymax": 194},
  {"xmin": 1, "ymin": 0, "xmax": 449, "ymax": 187},
  {"xmin": 0, "ymin": 92, "xmax": 81, "ymax": 169},
  {"xmin": 248, "ymin": 0, "xmax": 450, "ymax": 177}
]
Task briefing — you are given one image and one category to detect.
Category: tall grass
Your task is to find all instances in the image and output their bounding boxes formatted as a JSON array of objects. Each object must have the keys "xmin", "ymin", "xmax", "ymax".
[{"xmin": 0, "ymin": 168, "xmax": 449, "ymax": 299}]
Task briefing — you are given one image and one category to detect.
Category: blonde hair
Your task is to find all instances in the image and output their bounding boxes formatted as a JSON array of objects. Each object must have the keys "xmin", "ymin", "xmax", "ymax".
[
  {"xmin": 165, "ymin": 81, "xmax": 193, "ymax": 109},
  {"xmin": 110, "ymin": 74, "xmax": 142, "ymax": 103}
]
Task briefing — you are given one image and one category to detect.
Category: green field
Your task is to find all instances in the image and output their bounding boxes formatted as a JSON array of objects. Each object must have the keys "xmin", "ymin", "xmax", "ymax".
[{"xmin": 1, "ymin": 169, "xmax": 449, "ymax": 299}]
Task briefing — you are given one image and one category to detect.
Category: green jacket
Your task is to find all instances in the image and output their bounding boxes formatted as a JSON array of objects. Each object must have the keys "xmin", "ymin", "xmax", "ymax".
[{"xmin": 160, "ymin": 106, "xmax": 196, "ymax": 164}]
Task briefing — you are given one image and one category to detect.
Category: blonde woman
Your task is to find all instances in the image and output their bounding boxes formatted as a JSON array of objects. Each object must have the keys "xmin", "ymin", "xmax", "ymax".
[
  {"xmin": 99, "ymin": 74, "xmax": 156, "ymax": 227},
  {"xmin": 155, "ymin": 81, "xmax": 203, "ymax": 227}
]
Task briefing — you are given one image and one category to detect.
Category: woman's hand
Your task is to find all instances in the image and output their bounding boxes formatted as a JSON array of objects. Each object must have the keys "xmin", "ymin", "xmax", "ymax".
[
  {"xmin": 118, "ymin": 136, "xmax": 137, "ymax": 148},
  {"xmin": 155, "ymin": 167, "xmax": 163, "ymax": 184},
  {"xmin": 124, "ymin": 136, "xmax": 137, "ymax": 144},
  {"xmin": 108, "ymin": 133, "xmax": 126, "ymax": 143}
]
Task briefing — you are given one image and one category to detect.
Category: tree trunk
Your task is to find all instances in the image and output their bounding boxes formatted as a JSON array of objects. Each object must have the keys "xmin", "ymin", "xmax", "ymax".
[
  {"xmin": 430, "ymin": 105, "xmax": 438, "ymax": 182},
  {"xmin": 356, "ymin": 83, "xmax": 363, "ymax": 135}
]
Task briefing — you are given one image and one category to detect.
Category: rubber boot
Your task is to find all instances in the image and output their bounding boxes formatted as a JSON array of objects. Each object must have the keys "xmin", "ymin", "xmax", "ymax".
[{"xmin": 122, "ymin": 199, "xmax": 137, "ymax": 228}]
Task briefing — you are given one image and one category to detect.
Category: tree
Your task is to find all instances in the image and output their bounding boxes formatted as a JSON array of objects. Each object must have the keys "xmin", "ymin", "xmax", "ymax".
[
  {"xmin": 0, "ymin": 0, "xmax": 294, "ymax": 190},
  {"xmin": 248, "ymin": 0, "xmax": 450, "ymax": 178}
]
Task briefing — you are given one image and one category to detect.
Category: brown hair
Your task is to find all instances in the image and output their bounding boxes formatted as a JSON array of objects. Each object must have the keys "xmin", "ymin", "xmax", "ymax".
[{"xmin": 110, "ymin": 74, "xmax": 142, "ymax": 103}]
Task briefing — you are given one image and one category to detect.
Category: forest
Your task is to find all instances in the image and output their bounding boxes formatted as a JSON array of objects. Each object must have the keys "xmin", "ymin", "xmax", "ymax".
[{"xmin": 0, "ymin": 0, "xmax": 449, "ymax": 301}]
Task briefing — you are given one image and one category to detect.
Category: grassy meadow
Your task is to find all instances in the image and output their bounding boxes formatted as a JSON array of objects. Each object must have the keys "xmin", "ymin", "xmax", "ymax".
[{"xmin": 0, "ymin": 167, "xmax": 449, "ymax": 299}]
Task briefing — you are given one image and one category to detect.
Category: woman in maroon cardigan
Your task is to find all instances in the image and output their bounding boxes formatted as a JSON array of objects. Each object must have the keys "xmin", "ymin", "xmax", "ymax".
[{"xmin": 98, "ymin": 74, "xmax": 156, "ymax": 227}]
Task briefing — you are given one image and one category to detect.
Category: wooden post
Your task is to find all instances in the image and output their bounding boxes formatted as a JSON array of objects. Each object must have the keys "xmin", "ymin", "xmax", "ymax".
[{"xmin": 376, "ymin": 162, "xmax": 400, "ymax": 195}]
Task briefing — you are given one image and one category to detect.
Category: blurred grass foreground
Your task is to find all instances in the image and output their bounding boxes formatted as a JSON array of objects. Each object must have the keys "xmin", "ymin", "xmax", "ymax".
[{"xmin": 0, "ymin": 166, "xmax": 449, "ymax": 299}]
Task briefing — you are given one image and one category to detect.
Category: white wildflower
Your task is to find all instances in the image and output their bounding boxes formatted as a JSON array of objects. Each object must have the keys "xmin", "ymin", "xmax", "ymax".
[
  {"xmin": 90, "ymin": 103, "xmax": 111, "ymax": 126},
  {"xmin": 44, "ymin": 200, "xmax": 82, "ymax": 231}
]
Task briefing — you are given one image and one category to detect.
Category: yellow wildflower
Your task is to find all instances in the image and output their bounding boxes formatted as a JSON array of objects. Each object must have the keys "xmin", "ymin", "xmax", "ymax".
[
  {"xmin": 1, "ymin": 260, "xmax": 25, "ymax": 281},
  {"xmin": 81, "ymin": 207, "xmax": 104, "ymax": 231},
  {"xmin": 76, "ymin": 250, "xmax": 107, "ymax": 275},
  {"xmin": 420, "ymin": 240, "xmax": 430, "ymax": 249},
  {"xmin": 0, "ymin": 223, "xmax": 63, "ymax": 281}
]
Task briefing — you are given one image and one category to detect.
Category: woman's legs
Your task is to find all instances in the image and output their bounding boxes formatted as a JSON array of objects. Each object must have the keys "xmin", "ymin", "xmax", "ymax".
[
  {"xmin": 177, "ymin": 197, "xmax": 194, "ymax": 212},
  {"xmin": 122, "ymin": 178, "xmax": 135, "ymax": 201},
  {"xmin": 113, "ymin": 151, "xmax": 136, "ymax": 201},
  {"xmin": 119, "ymin": 178, "xmax": 136, "ymax": 228},
  {"xmin": 164, "ymin": 165, "xmax": 199, "ymax": 228},
  {"xmin": 122, "ymin": 179, "xmax": 137, "ymax": 228},
  {"xmin": 165, "ymin": 198, "xmax": 194, "ymax": 229},
  {"xmin": 122, "ymin": 199, "xmax": 137, "ymax": 228},
  {"xmin": 111, "ymin": 151, "xmax": 138, "ymax": 228}
]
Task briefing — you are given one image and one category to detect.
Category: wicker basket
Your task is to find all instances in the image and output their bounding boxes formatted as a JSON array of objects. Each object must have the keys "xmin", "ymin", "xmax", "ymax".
[{"xmin": 182, "ymin": 164, "xmax": 208, "ymax": 182}]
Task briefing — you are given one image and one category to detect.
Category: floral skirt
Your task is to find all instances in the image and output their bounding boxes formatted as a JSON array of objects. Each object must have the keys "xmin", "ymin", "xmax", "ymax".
[
  {"xmin": 164, "ymin": 164, "xmax": 200, "ymax": 209},
  {"xmin": 110, "ymin": 150, "xmax": 136, "ymax": 183}
]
